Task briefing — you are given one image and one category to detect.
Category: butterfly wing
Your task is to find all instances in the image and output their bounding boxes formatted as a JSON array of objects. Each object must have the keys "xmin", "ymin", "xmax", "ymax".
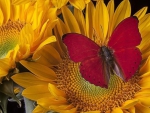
[
  {"xmin": 108, "ymin": 17, "xmax": 141, "ymax": 50},
  {"xmin": 63, "ymin": 33, "xmax": 109, "ymax": 87},
  {"xmin": 80, "ymin": 56, "xmax": 109, "ymax": 87},
  {"xmin": 63, "ymin": 33, "xmax": 100, "ymax": 62},
  {"xmin": 113, "ymin": 48, "xmax": 141, "ymax": 80},
  {"xmin": 108, "ymin": 17, "xmax": 142, "ymax": 80}
]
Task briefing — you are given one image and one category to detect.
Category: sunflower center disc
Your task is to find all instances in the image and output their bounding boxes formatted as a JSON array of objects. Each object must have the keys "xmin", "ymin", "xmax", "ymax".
[
  {"xmin": 56, "ymin": 57, "xmax": 141, "ymax": 112},
  {"xmin": 0, "ymin": 20, "xmax": 24, "ymax": 58}
]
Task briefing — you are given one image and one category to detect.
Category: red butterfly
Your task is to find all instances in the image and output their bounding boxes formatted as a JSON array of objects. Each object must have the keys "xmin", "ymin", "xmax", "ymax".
[{"xmin": 63, "ymin": 17, "xmax": 142, "ymax": 88}]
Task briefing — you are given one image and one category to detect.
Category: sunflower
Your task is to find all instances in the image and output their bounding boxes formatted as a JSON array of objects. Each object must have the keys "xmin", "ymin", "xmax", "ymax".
[
  {"xmin": 12, "ymin": 0, "xmax": 150, "ymax": 113},
  {"xmin": 0, "ymin": 0, "xmax": 57, "ymax": 112},
  {"xmin": 0, "ymin": 0, "xmax": 57, "ymax": 82}
]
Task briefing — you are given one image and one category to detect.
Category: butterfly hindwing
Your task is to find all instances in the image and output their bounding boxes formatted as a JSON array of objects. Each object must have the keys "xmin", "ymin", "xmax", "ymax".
[
  {"xmin": 63, "ymin": 33, "xmax": 99, "ymax": 62},
  {"xmin": 80, "ymin": 56, "xmax": 109, "ymax": 87},
  {"xmin": 113, "ymin": 47, "xmax": 141, "ymax": 80}
]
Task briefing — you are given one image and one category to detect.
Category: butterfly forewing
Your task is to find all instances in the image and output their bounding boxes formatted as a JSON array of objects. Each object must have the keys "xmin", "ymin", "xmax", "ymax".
[
  {"xmin": 63, "ymin": 33, "xmax": 99, "ymax": 62},
  {"xmin": 108, "ymin": 17, "xmax": 141, "ymax": 50},
  {"xmin": 108, "ymin": 17, "xmax": 142, "ymax": 80}
]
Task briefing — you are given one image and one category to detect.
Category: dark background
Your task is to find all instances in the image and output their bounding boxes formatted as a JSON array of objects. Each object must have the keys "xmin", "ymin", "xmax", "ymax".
[
  {"xmin": 6, "ymin": 0, "xmax": 150, "ymax": 113},
  {"xmin": 104, "ymin": 0, "xmax": 150, "ymax": 14}
]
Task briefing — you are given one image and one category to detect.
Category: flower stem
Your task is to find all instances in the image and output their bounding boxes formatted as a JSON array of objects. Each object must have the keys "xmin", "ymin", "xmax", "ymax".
[{"xmin": 24, "ymin": 97, "xmax": 35, "ymax": 113}]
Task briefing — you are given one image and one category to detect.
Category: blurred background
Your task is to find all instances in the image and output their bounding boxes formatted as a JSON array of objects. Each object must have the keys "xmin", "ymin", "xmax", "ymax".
[{"xmin": 104, "ymin": 0, "xmax": 150, "ymax": 14}]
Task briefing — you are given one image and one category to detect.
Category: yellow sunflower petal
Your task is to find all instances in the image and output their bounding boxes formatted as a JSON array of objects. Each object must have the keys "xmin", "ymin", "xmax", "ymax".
[
  {"xmin": 20, "ymin": 24, "xmax": 34, "ymax": 46},
  {"xmin": 0, "ymin": 70, "xmax": 8, "ymax": 79},
  {"xmin": 38, "ymin": 19, "xmax": 50, "ymax": 39},
  {"xmin": 110, "ymin": 0, "xmax": 131, "ymax": 35},
  {"xmin": 74, "ymin": 8, "xmax": 86, "ymax": 35},
  {"xmin": 11, "ymin": 72, "xmax": 48, "ymax": 88},
  {"xmin": 26, "ymin": 7, "xmax": 36, "ymax": 25},
  {"xmin": 123, "ymin": 110, "xmax": 130, "ymax": 113},
  {"xmin": 56, "ymin": 104, "xmax": 74, "ymax": 110},
  {"xmin": 51, "ymin": 0, "xmax": 68, "ymax": 9},
  {"xmin": 82, "ymin": 111, "xmax": 100, "ymax": 113},
  {"xmin": 22, "ymin": 85, "xmax": 51, "ymax": 101},
  {"xmin": 107, "ymin": 0, "xmax": 114, "ymax": 38},
  {"xmin": 30, "ymin": 3, "xmax": 39, "ymax": 30},
  {"xmin": 139, "ymin": 81, "xmax": 150, "ymax": 88},
  {"xmin": 33, "ymin": 44, "xmax": 62, "ymax": 67},
  {"xmin": 142, "ymin": 52, "xmax": 150, "ymax": 61},
  {"xmin": 32, "ymin": 105, "xmax": 48, "ymax": 113},
  {"xmin": 20, "ymin": 60, "xmax": 56, "ymax": 82},
  {"xmin": 0, "ymin": 0, "xmax": 10, "ymax": 24},
  {"xmin": 37, "ymin": 96, "xmax": 76, "ymax": 112},
  {"xmin": 48, "ymin": 83, "xmax": 66, "ymax": 98},
  {"xmin": 0, "ymin": 8, "xmax": 4, "ymax": 25},
  {"xmin": 6, "ymin": 45, "xmax": 19, "ymax": 62},
  {"xmin": 37, "ymin": 96, "xmax": 67, "ymax": 108},
  {"xmin": 11, "ymin": 0, "xmax": 31, "ymax": 5},
  {"xmin": 95, "ymin": 0, "xmax": 109, "ymax": 44},
  {"xmin": 138, "ymin": 14, "xmax": 150, "ymax": 32},
  {"xmin": 139, "ymin": 72, "xmax": 150, "ymax": 84},
  {"xmin": 139, "ymin": 56, "xmax": 150, "ymax": 75},
  {"xmin": 135, "ymin": 103, "xmax": 150, "ymax": 113},
  {"xmin": 69, "ymin": 0, "xmax": 85, "ymax": 10},
  {"xmin": 57, "ymin": 108, "xmax": 77, "ymax": 113},
  {"xmin": 105, "ymin": 111, "xmax": 111, "ymax": 113},
  {"xmin": 121, "ymin": 99, "xmax": 139, "ymax": 109},
  {"xmin": 112, "ymin": 107, "xmax": 123, "ymax": 113},
  {"xmin": 0, "ymin": 58, "xmax": 11, "ymax": 78},
  {"xmin": 10, "ymin": 4, "xmax": 20, "ymax": 21},
  {"xmin": 61, "ymin": 6, "xmax": 80, "ymax": 33},
  {"xmin": 34, "ymin": 8, "xmax": 57, "ymax": 32},
  {"xmin": 16, "ymin": 45, "xmax": 31, "ymax": 61},
  {"xmin": 134, "ymin": 7, "xmax": 148, "ymax": 19},
  {"xmin": 85, "ymin": 0, "xmax": 90, "ymax": 4},
  {"xmin": 138, "ymin": 31, "xmax": 150, "ymax": 57},
  {"xmin": 138, "ymin": 97, "xmax": 150, "ymax": 106},
  {"xmin": 56, "ymin": 18, "xmax": 70, "ymax": 36},
  {"xmin": 52, "ymin": 105, "xmax": 76, "ymax": 112},
  {"xmin": 85, "ymin": 1, "xmax": 95, "ymax": 38},
  {"xmin": 107, "ymin": 0, "xmax": 114, "ymax": 21},
  {"xmin": 53, "ymin": 25, "xmax": 68, "ymax": 56},
  {"xmin": 135, "ymin": 87, "xmax": 150, "ymax": 97},
  {"xmin": 128, "ymin": 107, "xmax": 135, "ymax": 113},
  {"xmin": 34, "ymin": 36, "xmax": 56, "ymax": 54}
]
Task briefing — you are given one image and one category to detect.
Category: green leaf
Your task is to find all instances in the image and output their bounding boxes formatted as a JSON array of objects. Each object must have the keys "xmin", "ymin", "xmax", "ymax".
[
  {"xmin": 0, "ymin": 92, "xmax": 8, "ymax": 113},
  {"xmin": 0, "ymin": 79, "xmax": 21, "ymax": 107}
]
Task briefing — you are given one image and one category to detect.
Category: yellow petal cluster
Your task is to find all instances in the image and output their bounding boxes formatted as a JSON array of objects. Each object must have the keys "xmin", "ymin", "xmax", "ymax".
[
  {"xmin": 10, "ymin": 0, "xmax": 150, "ymax": 113},
  {"xmin": 0, "ymin": 0, "xmax": 57, "ymax": 82}
]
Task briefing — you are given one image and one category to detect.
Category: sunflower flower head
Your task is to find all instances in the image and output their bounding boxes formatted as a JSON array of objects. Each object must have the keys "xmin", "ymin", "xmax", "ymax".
[
  {"xmin": 0, "ymin": 0, "xmax": 57, "ymax": 81},
  {"xmin": 0, "ymin": 0, "xmax": 57, "ymax": 112},
  {"xmin": 12, "ymin": 0, "xmax": 150, "ymax": 113}
]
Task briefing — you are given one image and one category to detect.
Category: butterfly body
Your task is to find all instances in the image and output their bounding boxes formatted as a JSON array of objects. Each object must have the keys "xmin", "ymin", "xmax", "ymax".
[
  {"xmin": 63, "ymin": 17, "xmax": 142, "ymax": 88},
  {"xmin": 91, "ymin": 46, "xmax": 115, "ymax": 87},
  {"xmin": 100, "ymin": 46, "xmax": 113, "ymax": 65}
]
